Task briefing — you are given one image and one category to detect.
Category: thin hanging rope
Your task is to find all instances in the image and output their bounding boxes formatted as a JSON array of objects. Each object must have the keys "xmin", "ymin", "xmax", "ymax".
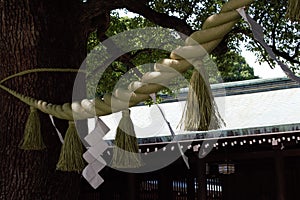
[{"xmin": 0, "ymin": 68, "xmax": 85, "ymax": 84}]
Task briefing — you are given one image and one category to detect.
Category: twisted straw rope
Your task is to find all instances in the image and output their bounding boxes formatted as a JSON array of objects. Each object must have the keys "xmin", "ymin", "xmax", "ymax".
[{"xmin": 0, "ymin": 0, "xmax": 254, "ymax": 121}]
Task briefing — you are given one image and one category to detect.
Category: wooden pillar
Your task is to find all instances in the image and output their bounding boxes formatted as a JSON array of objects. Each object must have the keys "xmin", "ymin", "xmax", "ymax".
[
  {"xmin": 126, "ymin": 173, "xmax": 137, "ymax": 200},
  {"xmin": 159, "ymin": 171, "xmax": 173, "ymax": 199},
  {"xmin": 187, "ymin": 171, "xmax": 195, "ymax": 200},
  {"xmin": 197, "ymin": 159, "xmax": 207, "ymax": 200},
  {"xmin": 275, "ymin": 152, "xmax": 286, "ymax": 200}
]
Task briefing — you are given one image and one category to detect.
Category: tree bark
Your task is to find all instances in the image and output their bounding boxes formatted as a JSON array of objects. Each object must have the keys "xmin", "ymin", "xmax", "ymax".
[{"xmin": 0, "ymin": 0, "xmax": 89, "ymax": 199}]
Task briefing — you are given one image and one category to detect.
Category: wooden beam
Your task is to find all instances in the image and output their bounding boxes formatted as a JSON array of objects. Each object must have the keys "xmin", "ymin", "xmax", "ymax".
[
  {"xmin": 202, "ymin": 148, "xmax": 300, "ymax": 162},
  {"xmin": 275, "ymin": 151, "xmax": 286, "ymax": 200},
  {"xmin": 197, "ymin": 159, "xmax": 207, "ymax": 200}
]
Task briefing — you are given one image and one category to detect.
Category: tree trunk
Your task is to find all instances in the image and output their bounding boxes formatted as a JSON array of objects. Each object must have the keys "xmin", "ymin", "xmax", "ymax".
[{"xmin": 0, "ymin": 0, "xmax": 88, "ymax": 199}]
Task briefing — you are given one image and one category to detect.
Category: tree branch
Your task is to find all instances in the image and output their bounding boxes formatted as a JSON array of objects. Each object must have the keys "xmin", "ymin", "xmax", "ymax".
[
  {"xmin": 268, "ymin": 12, "xmax": 299, "ymax": 65},
  {"xmin": 79, "ymin": 0, "xmax": 193, "ymax": 37},
  {"xmin": 124, "ymin": 1, "xmax": 193, "ymax": 36},
  {"xmin": 80, "ymin": 0, "xmax": 124, "ymax": 23},
  {"xmin": 231, "ymin": 26, "xmax": 253, "ymax": 36},
  {"xmin": 272, "ymin": 46, "xmax": 300, "ymax": 65},
  {"xmin": 292, "ymin": 42, "xmax": 299, "ymax": 59},
  {"xmin": 253, "ymin": 41, "xmax": 275, "ymax": 69}
]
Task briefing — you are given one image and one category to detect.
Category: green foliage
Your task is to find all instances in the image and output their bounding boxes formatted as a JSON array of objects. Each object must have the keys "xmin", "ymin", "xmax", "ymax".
[
  {"xmin": 149, "ymin": 0, "xmax": 299, "ymax": 72},
  {"xmin": 213, "ymin": 51, "xmax": 258, "ymax": 82},
  {"xmin": 106, "ymin": 15, "xmax": 154, "ymax": 36},
  {"xmin": 87, "ymin": 0, "xmax": 299, "ymax": 99},
  {"xmin": 86, "ymin": 13, "xmax": 181, "ymax": 99},
  {"xmin": 87, "ymin": 31, "xmax": 100, "ymax": 53},
  {"xmin": 246, "ymin": 0, "xmax": 299, "ymax": 72}
]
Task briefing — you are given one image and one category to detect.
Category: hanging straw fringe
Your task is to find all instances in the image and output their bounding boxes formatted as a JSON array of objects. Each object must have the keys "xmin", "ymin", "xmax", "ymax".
[
  {"xmin": 111, "ymin": 109, "xmax": 142, "ymax": 168},
  {"xmin": 180, "ymin": 69, "xmax": 224, "ymax": 131},
  {"xmin": 286, "ymin": 0, "xmax": 300, "ymax": 22},
  {"xmin": 19, "ymin": 107, "xmax": 46, "ymax": 150},
  {"xmin": 56, "ymin": 121, "xmax": 85, "ymax": 172}
]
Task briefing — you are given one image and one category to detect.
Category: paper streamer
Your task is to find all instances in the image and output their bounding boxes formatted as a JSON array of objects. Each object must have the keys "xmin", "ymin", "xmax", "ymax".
[
  {"xmin": 236, "ymin": 8, "xmax": 300, "ymax": 84},
  {"xmin": 82, "ymin": 117, "xmax": 110, "ymax": 189},
  {"xmin": 49, "ymin": 115, "xmax": 64, "ymax": 144},
  {"xmin": 150, "ymin": 93, "xmax": 190, "ymax": 169}
]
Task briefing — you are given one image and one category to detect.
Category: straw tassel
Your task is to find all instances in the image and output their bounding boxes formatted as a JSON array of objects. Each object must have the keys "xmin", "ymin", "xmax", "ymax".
[
  {"xmin": 19, "ymin": 107, "xmax": 46, "ymax": 150},
  {"xmin": 286, "ymin": 0, "xmax": 300, "ymax": 22},
  {"xmin": 56, "ymin": 121, "xmax": 85, "ymax": 172},
  {"xmin": 111, "ymin": 109, "xmax": 142, "ymax": 168},
  {"xmin": 180, "ymin": 69, "xmax": 224, "ymax": 131}
]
